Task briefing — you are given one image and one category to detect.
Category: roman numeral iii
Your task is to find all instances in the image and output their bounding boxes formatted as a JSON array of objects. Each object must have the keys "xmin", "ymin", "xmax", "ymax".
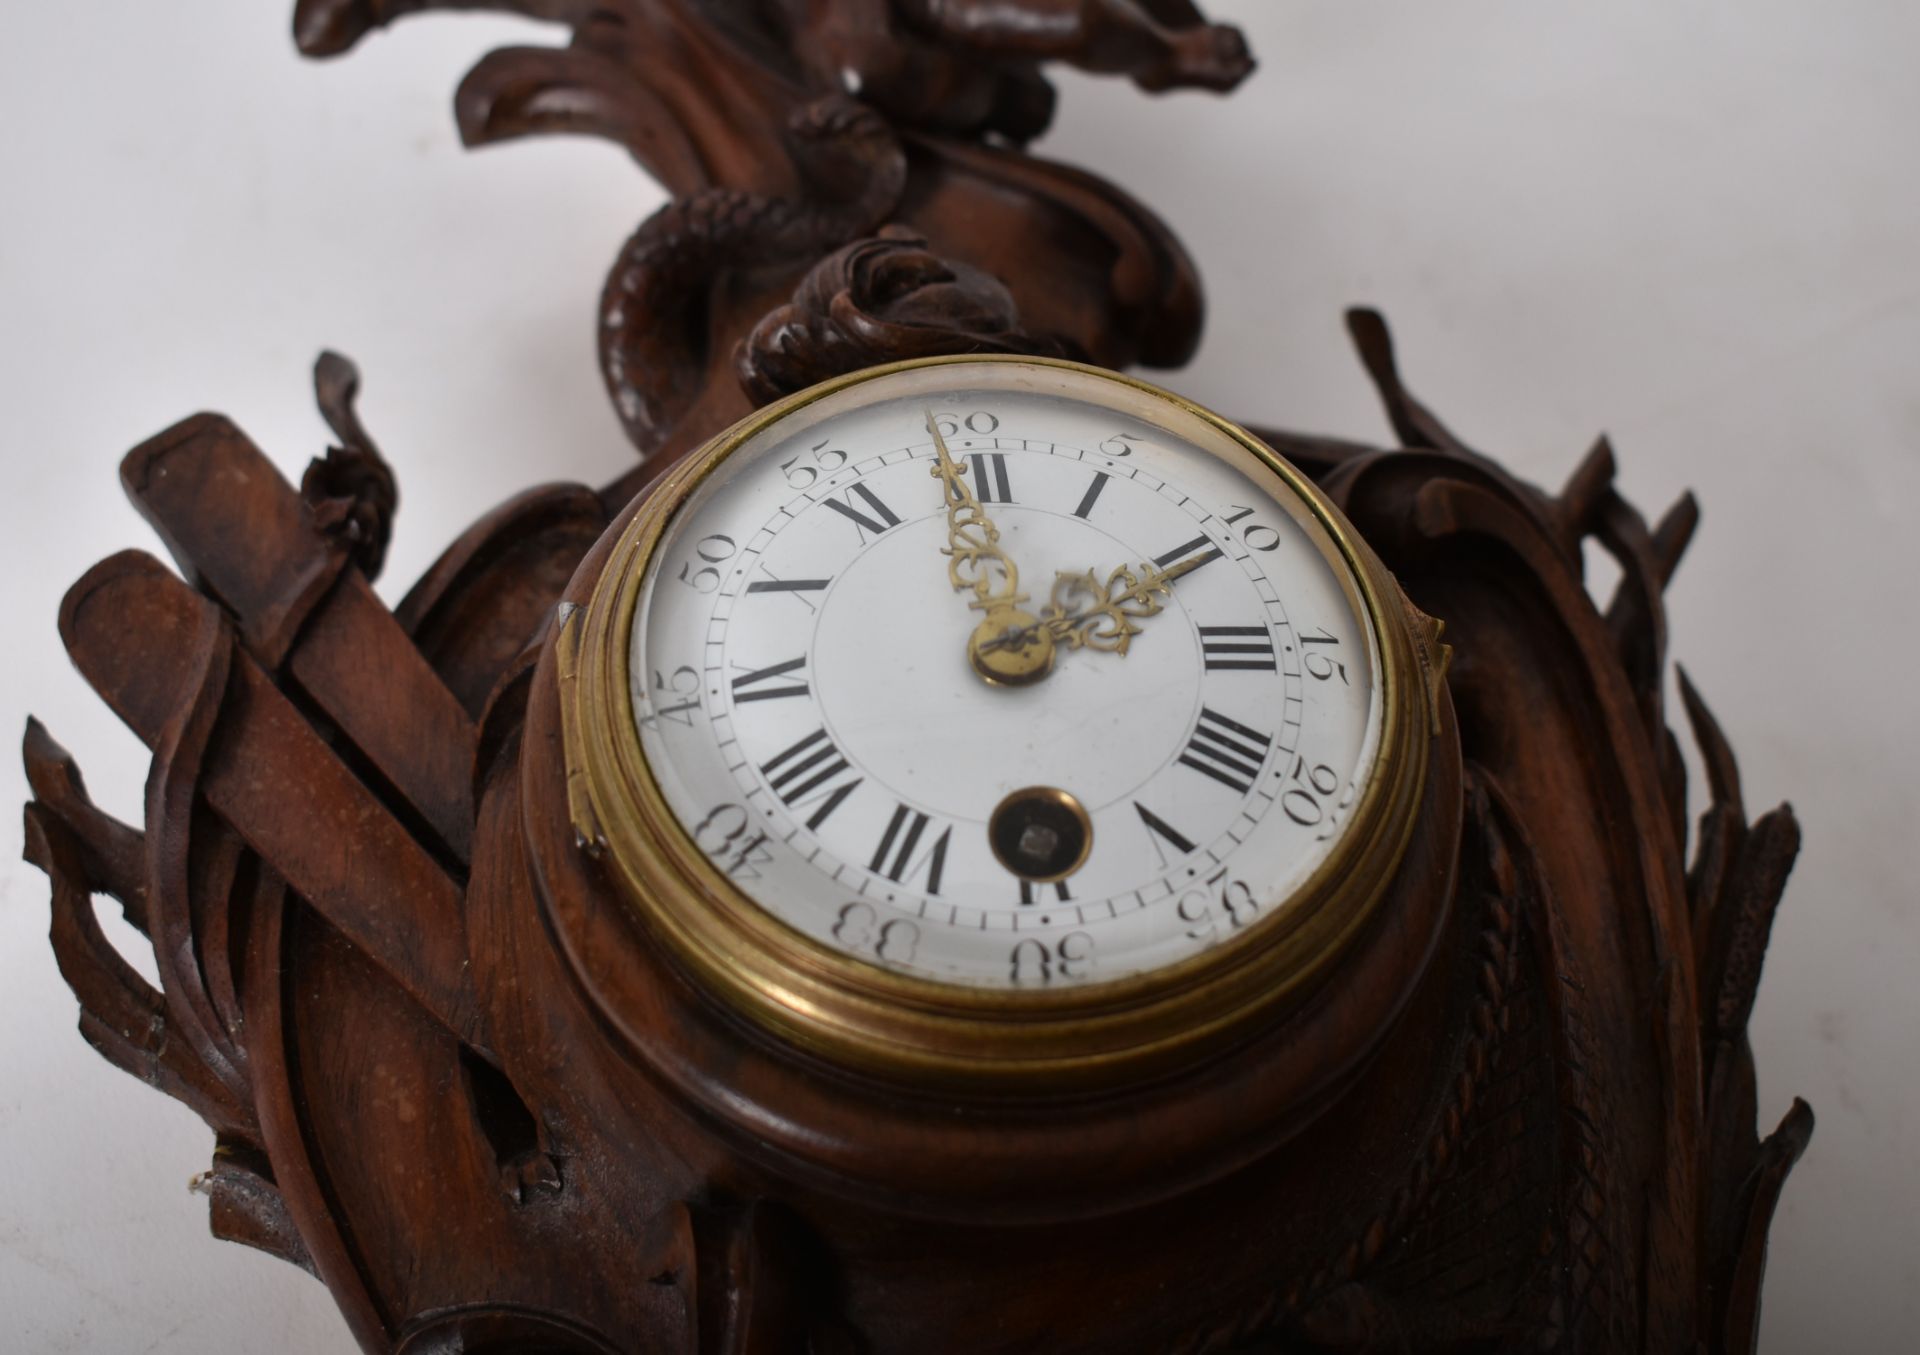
[{"xmin": 1198, "ymin": 624, "xmax": 1277, "ymax": 672}]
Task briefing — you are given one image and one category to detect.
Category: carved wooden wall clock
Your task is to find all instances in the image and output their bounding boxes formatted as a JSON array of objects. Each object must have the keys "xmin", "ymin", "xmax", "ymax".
[{"xmin": 22, "ymin": 3, "xmax": 1813, "ymax": 1352}]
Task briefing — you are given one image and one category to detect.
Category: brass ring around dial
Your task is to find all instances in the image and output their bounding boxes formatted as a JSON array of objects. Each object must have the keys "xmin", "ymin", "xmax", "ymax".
[{"xmin": 558, "ymin": 353, "xmax": 1439, "ymax": 1088}]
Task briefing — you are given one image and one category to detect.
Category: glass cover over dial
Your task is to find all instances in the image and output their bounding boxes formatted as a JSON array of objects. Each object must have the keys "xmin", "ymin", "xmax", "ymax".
[{"xmin": 622, "ymin": 360, "xmax": 1386, "ymax": 993}]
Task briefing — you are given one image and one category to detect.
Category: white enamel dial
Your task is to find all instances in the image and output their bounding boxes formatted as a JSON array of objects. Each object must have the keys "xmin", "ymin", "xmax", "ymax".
[{"xmin": 630, "ymin": 361, "xmax": 1383, "ymax": 991}]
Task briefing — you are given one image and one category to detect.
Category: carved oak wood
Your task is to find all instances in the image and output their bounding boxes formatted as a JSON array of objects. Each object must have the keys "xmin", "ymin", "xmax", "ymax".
[{"xmin": 24, "ymin": 4, "xmax": 1808, "ymax": 1351}]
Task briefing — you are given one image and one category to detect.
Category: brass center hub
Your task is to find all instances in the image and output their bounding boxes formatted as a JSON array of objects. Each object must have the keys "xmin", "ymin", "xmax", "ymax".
[{"xmin": 967, "ymin": 605, "xmax": 1056, "ymax": 685}]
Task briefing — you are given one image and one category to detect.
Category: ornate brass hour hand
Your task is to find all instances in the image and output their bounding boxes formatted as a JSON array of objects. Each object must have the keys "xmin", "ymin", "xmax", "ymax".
[
  {"xmin": 979, "ymin": 551, "xmax": 1212, "ymax": 660},
  {"xmin": 926, "ymin": 410, "xmax": 1056, "ymax": 685}
]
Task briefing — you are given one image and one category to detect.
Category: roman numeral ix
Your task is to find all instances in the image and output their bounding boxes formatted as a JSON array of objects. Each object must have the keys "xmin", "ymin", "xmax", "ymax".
[{"xmin": 730, "ymin": 655, "xmax": 809, "ymax": 704}]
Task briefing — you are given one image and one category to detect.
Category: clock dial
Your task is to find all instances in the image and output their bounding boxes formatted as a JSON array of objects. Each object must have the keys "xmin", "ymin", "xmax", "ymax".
[{"xmin": 626, "ymin": 362, "xmax": 1384, "ymax": 991}]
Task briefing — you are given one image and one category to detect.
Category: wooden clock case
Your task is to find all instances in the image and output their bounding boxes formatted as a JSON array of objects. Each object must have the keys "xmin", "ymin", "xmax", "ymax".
[{"xmin": 24, "ymin": 2, "xmax": 1810, "ymax": 1351}]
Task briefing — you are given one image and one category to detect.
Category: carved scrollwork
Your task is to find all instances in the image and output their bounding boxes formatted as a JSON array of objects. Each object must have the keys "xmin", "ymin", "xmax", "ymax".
[
  {"xmin": 1040, "ymin": 563, "xmax": 1177, "ymax": 653},
  {"xmin": 293, "ymin": 0, "xmax": 1252, "ymax": 144},
  {"xmin": 1167, "ymin": 312, "xmax": 1813, "ymax": 1355},
  {"xmin": 601, "ymin": 95, "xmax": 909, "ymax": 457},
  {"xmin": 292, "ymin": 0, "xmax": 1213, "ymax": 476}
]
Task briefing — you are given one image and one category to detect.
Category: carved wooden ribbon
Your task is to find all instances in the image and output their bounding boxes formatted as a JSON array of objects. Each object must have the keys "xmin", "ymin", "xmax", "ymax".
[
  {"xmin": 122, "ymin": 414, "xmax": 477, "ymax": 864},
  {"xmin": 59, "ymin": 550, "xmax": 485, "ymax": 1050}
]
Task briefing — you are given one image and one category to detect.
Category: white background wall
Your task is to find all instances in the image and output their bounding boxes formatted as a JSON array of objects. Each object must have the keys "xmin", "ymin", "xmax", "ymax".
[{"xmin": 2, "ymin": 3, "xmax": 1913, "ymax": 1350}]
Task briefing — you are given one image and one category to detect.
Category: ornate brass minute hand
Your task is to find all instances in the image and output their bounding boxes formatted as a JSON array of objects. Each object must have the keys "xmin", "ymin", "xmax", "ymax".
[
  {"xmin": 925, "ymin": 410, "xmax": 1055, "ymax": 685},
  {"xmin": 979, "ymin": 551, "xmax": 1213, "ymax": 659}
]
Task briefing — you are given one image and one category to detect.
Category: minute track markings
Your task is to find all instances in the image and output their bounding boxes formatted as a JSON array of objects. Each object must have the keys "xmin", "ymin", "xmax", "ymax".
[
  {"xmin": 1019, "ymin": 880, "xmax": 1072, "ymax": 907},
  {"xmin": 673, "ymin": 407, "xmax": 1354, "ymax": 972}
]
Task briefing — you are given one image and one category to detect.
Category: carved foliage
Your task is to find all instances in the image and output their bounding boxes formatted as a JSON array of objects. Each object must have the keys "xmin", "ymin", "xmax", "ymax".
[
  {"xmin": 1170, "ymin": 312, "xmax": 1810, "ymax": 1353},
  {"xmin": 599, "ymin": 95, "xmax": 908, "ymax": 455},
  {"xmin": 304, "ymin": 351, "xmax": 398, "ymax": 581},
  {"xmin": 296, "ymin": 0, "xmax": 1220, "ymax": 466}
]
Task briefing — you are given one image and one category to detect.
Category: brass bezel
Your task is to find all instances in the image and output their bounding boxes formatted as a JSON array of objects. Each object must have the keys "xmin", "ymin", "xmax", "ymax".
[{"xmin": 560, "ymin": 355, "xmax": 1433, "ymax": 1086}]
